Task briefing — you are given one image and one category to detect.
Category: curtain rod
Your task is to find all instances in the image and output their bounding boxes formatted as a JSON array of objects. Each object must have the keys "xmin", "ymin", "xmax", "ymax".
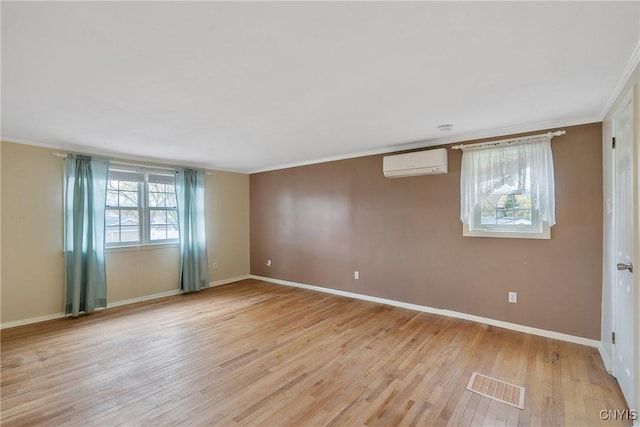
[
  {"xmin": 52, "ymin": 152, "xmax": 213, "ymax": 175},
  {"xmin": 451, "ymin": 130, "xmax": 566, "ymax": 151},
  {"xmin": 52, "ymin": 152, "xmax": 174, "ymax": 171}
]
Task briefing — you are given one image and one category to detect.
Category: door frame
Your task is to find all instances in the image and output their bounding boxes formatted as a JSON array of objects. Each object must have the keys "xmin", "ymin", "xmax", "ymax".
[
  {"xmin": 602, "ymin": 82, "xmax": 639, "ymax": 421},
  {"xmin": 636, "ymin": 84, "xmax": 639, "ymax": 423},
  {"xmin": 611, "ymin": 90, "xmax": 637, "ymax": 412}
]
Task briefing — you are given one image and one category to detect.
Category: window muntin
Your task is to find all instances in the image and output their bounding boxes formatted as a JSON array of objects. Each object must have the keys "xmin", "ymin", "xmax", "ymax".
[{"xmin": 106, "ymin": 168, "xmax": 178, "ymax": 247}]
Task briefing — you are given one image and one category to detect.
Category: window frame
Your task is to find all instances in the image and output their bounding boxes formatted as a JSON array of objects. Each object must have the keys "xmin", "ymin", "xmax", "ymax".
[
  {"xmin": 146, "ymin": 174, "xmax": 179, "ymax": 244},
  {"xmin": 465, "ymin": 184, "xmax": 548, "ymax": 238},
  {"xmin": 463, "ymin": 207, "xmax": 550, "ymax": 239},
  {"xmin": 460, "ymin": 140, "xmax": 554, "ymax": 240},
  {"xmin": 106, "ymin": 167, "xmax": 178, "ymax": 248}
]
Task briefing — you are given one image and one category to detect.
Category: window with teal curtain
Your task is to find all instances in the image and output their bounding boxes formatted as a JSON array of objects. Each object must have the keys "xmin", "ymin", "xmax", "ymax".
[
  {"xmin": 64, "ymin": 155, "xmax": 110, "ymax": 317},
  {"xmin": 175, "ymin": 168, "xmax": 209, "ymax": 292}
]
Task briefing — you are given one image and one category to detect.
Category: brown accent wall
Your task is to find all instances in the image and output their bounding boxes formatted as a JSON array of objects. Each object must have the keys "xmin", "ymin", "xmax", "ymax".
[{"xmin": 250, "ymin": 123, "xmax": 603, "ymax": 340}]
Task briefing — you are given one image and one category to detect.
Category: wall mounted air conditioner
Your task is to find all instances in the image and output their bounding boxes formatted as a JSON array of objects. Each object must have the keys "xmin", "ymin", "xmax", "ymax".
[{"xmin": 383, "ymin": 148, "xmax": 448, "ymax": 178}]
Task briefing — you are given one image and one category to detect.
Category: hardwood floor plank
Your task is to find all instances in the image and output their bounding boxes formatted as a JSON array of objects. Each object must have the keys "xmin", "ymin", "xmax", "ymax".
[{"xmin": 1, "ymin": 279, "xmax": 631, "ymax": 426}]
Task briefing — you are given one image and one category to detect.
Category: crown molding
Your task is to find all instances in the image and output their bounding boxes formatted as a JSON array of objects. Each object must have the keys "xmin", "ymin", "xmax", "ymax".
[
  {"xmin": 0, "ymin": 137, "xmax": 247, "ymax": 174},
  {"xmin": 248, "ymin": 115, "xmax": 600, "ymax": 174},
  {"xmin": 599, "ymin": 39, "xmax": 640, "ymax": 120},
  {"xmin": 3, "ymin": 113, "xmax": 600, "ymax": 176}
]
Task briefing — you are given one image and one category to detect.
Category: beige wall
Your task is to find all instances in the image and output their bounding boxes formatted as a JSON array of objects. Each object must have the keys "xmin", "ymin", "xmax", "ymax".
[
  {"xmin": 250, "ymin": 123, "xmax": 604, "ymax": 340},
  {"xmin": 1, "ymin": 142, "xmax": 65, "ymax": 323},
  {"xmin": 207, "ymin": 170, "xmax": 250, "ymax": 282},
  {"xmin": 105, "ymin": 246, "xmax": 181, "ymax": 304},
  {"xmin": 1, "ymin": 141, "xmax": 250, "ymax": 325}
]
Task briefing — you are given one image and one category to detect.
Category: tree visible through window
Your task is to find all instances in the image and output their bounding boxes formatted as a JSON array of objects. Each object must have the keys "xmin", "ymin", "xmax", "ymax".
[
  {"xmin": 478, "ymin": 167, "xmax": 534, "ymax": 227},
  {"xmin": 105, "ymin": 168, "xmax": 178, "ymax": 246},
  {"xmin": 460, "ymin": 137, "xmax": 555, "ymax": 239},
  {"xmin": 148, "ymin": 174, "xmax": 179, "ymax": 242}
]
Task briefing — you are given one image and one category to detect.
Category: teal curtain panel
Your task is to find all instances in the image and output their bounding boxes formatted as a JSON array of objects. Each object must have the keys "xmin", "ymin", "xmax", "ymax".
[
  {"xmin": 64, "ymin": 155, "xmax": 110, "ymax": 317},
  {"xmin": 176, "ymin": 168, "xmax": 209, "ymax": 292}
]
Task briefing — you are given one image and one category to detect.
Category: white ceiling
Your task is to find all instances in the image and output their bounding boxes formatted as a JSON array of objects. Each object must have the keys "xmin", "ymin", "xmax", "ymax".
[{"xmin": 2, "ymin": 2, "xmax": 639, "ymax": 173}]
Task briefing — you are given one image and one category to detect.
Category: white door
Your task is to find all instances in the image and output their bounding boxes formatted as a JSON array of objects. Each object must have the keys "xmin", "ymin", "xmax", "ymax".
[{"xmin": 612, "ymin": 96, "xmax": 635, "ymax": 408}]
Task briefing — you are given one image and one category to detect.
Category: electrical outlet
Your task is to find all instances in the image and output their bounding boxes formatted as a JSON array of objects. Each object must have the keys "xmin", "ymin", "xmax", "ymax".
[
  {"xmin": 354, "ymin": 271, "xmax": 359, "ymax": 280},
  {"xmin": 213, "ymin": 262, "xmax": 218, "ymax": 270},
  {"xmin": 508, "ymin": 292, "xmax": 517, "ymax": 303},
  {"xmin": 266, "ymin": 259, "xmax": 272, "ymax": 267}
]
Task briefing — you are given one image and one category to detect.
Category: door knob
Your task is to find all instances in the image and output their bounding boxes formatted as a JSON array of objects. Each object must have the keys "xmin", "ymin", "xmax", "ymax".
[{"xmin": 617, "ymin": 263, "xmax": 633, "ymax": 273}]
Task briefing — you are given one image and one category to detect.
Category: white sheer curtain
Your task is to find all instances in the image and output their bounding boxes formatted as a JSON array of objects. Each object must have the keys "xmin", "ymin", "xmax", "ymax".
[{"xmin": 460, "ymin": 137, "xmax": 555, "ymax": 226}]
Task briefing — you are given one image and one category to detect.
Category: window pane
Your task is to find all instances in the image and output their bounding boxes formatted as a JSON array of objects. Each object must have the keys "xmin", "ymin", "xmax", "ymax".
[
  {"xmin": 148, "ymin": 192, "xmax": 166, "ymax": 208},
  {"xmin": 119, "ymin": 181, "xmax": 138, "ymax": 191},
  {"xmin": 167, "ymin": 210, "xmax": 179, "ymax": 239},
  {"xmin": 105, "ymin": 209, "xmax": 120, "ymax": 243},
  {"xmin": 150, "ymin": 225, "xmax": 167, "ymax": 240},
  {"xmin": 105, "ymin": 209, "xmax": 140, "ymax": 244},
  {"xmin": 167, "ymin": 210, "xmax": 177, "ymax": 223},
  {"xmin": 149, "ymin": 209, "xmax": 179, "ymax": 241},
  {"xmin": 148, "ymin": 179, "xmax": 176, "ymax": 209},
  {"xmin": 120, "ymin": 210, "xmax": 140, "ymax": 243},
  {"xmin": 479, "ymin": 184, "xmax": 534, "ymax": 227},
  {"xmin": 106, "ymin": 190, "xmax": 119, "ymax": 207},
  {"xmin": 119, "ymin": 191, "xmax": 138, "ymax": 207},
  {"xmin": 166, "ymin": 192, "xmax": 176, "ymax": 208},
  {"xmin": 148, "ymin": 182, "xmax": 164, "ymax": 193},
  {"xmin": 149, "ymin": 210, "xmax": 167, "ymax": 241},
  {"xmin": 121, "ymin": 225, "xmax": 140, "ymax": 242}
]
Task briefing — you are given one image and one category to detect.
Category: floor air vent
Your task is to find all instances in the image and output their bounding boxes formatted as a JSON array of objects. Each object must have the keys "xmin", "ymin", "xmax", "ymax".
[{"xmin": 466, "ymin": 372, "xmax": 525, "ymax": 409}]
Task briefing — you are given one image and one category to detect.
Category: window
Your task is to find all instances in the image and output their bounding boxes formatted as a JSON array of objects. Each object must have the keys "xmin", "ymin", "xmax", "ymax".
[
  {"xmin": 148, "ymin": 174, "xmax": 179, "ymax": 242},
  {"xmin": 106, "ymin": 168, "xmax": 178, "ymax": 246},
  {"xmin": 460, "ymin": 137, "xmax": 555, "ymax": 239}
]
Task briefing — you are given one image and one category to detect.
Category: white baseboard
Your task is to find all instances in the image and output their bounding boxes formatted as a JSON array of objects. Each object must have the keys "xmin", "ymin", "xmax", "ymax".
[
  {"xmin": 251, "ymin": 275, "xmax": 601, "ymax": 348},
  {"xmin": 0, "ymin": 276, "xmax": 251, "ymax": 330},
  {"xmin": 2, "ymin": 275, "xmax": 599, "ymax": 350},
  {"xmin": 598, "ymin": 342, "xmax": 613, "ymax": 373},
  {"xmin": 209, "ymin": 275, "xmax": 251, "ymax": 288},
  {"xmin": 110, "ymin": 275, "xmax": 250, "ymax": 306},
  {"xmin": 1, "ymin": 312, "xmax": 66, "ymax": 330},
  {"xmin": 108, "ymin": 289, "xmax": 182, "ymax": 308}
]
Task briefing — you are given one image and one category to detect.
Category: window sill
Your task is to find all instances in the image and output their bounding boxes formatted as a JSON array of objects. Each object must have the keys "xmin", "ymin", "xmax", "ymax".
[
  {"xmin": 106, "ymin": 242, "xmax": 180, "ymax": 253},
  {"xmin": 463, "ymin": 223, "xmax": 550, "ymax": 240}
]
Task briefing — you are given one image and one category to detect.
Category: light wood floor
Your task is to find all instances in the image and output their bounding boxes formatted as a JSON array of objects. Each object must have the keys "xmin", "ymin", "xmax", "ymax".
[{"xmin": 1, "ymin": 279, "xmax": 630, "ymax": 426}]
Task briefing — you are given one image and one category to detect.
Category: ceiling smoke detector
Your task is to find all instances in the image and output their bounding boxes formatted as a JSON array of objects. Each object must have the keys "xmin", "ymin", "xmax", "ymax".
[{"xmin": 438, "ymin": 124, "xmax": 454, "ymax": 132}]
